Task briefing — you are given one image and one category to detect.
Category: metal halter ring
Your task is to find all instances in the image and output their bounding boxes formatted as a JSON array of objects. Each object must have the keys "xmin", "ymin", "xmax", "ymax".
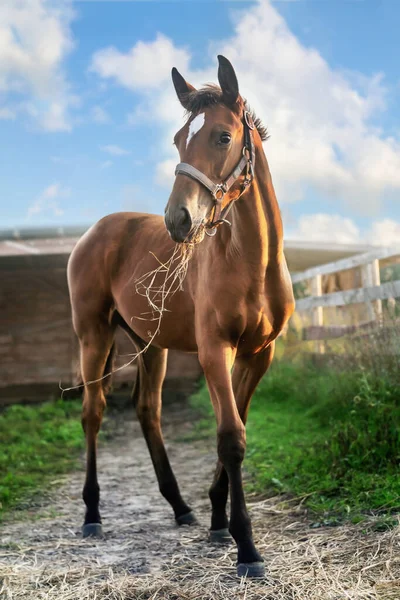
[
  {"xmin": 205, "ymin": 227, "xmax": 218, "ymax": 237},
  {"xmin": 205, "ymin": 218, "xmax": 231, "ymax": 237}
]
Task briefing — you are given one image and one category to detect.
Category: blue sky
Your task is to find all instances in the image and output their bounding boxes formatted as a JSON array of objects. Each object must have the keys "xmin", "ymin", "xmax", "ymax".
[{"xmin": 1, "ymin": 0, "xmax": 400, "ymax": 245}]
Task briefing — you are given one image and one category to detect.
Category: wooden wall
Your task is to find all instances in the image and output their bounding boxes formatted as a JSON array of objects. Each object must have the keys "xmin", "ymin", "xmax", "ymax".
[
  {"xmin": 0, "ymin": 263, "xmax": 202, "ymax": 404},
  {"xmin": 0, "ymin": 267, "xmax": 73, "ymax": 389}
]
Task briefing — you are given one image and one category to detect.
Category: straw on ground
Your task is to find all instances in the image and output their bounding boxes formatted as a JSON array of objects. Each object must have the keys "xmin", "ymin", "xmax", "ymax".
[{"xmin": 1, "ymin": 408, "xmax": 400, "ymax": 600}]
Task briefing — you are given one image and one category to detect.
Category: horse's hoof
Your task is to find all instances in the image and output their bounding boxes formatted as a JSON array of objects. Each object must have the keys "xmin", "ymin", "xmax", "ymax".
[
  {"xmin": 176, "ymin": 511, "xmax": 197, "ymax": 526},
  {"xmin": 237, "ymin": 562, "xmax": 265, "ymax": 578},
  {"xmin": 82, "ymin": 523, "xmax": 103, "ymax": 538},
  {"xmin": 209, "ymin": 528, "xmax": 232, "ymax": 544}
]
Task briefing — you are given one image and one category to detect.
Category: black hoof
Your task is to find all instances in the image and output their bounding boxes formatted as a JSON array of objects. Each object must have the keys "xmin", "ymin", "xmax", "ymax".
[
  {"xmin": 237, "ymin": 562, "xmax": 265, "ymax": 578},
  {"xmin": 82, "ymin": 523, "xmax": 103, "ymax": 538},
  {"xmin": 176, "ymin": 511, "xmax": 197, "ymax": 526},
  {"xmin": 209, "ymin": 528, "xmax": 232, "ymax": 544}
]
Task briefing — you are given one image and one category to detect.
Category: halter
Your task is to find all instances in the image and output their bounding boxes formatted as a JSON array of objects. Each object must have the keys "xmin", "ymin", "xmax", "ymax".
[{"xmin": 174, "ymin": 110, "xmax": 256, "ymax": 237}]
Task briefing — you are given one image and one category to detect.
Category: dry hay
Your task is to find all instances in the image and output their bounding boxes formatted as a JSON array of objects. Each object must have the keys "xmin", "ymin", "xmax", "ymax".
[{"xmin": 2, "ymin": 499, "xmax": 400, "ymax": 600}]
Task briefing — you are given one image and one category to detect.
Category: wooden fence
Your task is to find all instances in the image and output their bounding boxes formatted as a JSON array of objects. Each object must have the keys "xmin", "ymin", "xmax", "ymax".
[{"xmin": 290, "ymin": 245, "xmax": 400, "ymax": 352}]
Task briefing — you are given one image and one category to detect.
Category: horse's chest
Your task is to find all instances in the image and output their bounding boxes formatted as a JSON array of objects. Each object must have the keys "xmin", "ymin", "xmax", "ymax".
[
  {"xmin": 218, "ymin": 273, "xmax": 293, "ymax": 353},
  {"xmin": 214, "ymin": 290, "xmax": 270, "ymax": 350},
  {"xmin": 238, "ymin": 303, "xmax": 274, "ymax": 352}
]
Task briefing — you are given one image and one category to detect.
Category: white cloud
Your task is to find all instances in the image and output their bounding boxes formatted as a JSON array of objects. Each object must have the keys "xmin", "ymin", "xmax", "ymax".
[
  {"xmin": 91, "ymin": 105, "xmax": 110, "ymax": 124},
  {"xmin": 287, "ymin": 213, "xmax": 400, "ymax": 247},
  {"xmin": 0, "ymin": 106, "xmax": 15, "ymax": 119},
  {"xmin": 0, "ymin": 0, "xmax": 76, "ymax": 131},
  {"xmin": 27, "ymin": 182, "xmax": 70, "ymax": 219},
  {"xmin": 90, "ymin": 33, "xmax": 190, "ymax": 91},
  {"xmin": 90, "ymin": 0, "xmax": 400, "ymax": 218},
  {"xmin": 100, "ymin": 144, "xmax": 130, "ymax": 156},
  {"xmin": 214, "ymin": 2, "xmax": 399, "ymax": 215},
  {"xmin": 121, "ymin": 184, "xmax": 151, "ymax": 213},
  {"xmin": 155, "ymin": 159, "xmax": 176, "ymax": 188},
  {"xmin": 101, "ymin": 160, "xmax": 113, "ymax": 169},
  {"xmin": 369, "ymin": 219, "xmax": 400, "ymax": 246},
  {"xmin": 287, "ymin": 213, "xmax": 360, "ymax": 244}
]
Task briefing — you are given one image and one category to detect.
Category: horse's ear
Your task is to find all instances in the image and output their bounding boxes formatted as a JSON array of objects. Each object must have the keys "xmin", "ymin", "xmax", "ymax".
[
  {"xmin": 217, "ymin": 55, "xmax": 239, "ymax": 107},
  {"xmin": 172, "ymin": 67, "xmax": 196, "ymax": 110}
]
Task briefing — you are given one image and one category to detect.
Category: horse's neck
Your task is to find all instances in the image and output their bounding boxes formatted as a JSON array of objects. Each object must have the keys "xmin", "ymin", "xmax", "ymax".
[{"xmin": 228, "ymin": 146, "xmax": 284, "ymax": 267}]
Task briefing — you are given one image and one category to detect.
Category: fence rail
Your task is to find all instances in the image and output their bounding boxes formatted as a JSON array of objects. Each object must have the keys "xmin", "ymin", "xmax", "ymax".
[
  {"xmin": 290, "ymin": 245, "xmax": 400, "ymax": 351},
  {"xmin": 296, "ymin": 280, "xmax": 400, "ymax": 311},
  {"xmin": 291, "ymin": 246, "xmax": 400, "ymax": 284}
]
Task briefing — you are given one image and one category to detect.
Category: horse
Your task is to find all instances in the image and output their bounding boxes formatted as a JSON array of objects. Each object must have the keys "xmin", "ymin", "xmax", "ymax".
[{"xmin": 67, "ymin": 55, "xmax": 295, "ymax": 578}]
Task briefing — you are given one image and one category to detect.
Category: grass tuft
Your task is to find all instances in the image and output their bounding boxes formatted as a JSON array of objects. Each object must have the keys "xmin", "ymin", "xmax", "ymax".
[{"xmin": 0, "ymin": 399, "xmax": 83, "ymax": 520}]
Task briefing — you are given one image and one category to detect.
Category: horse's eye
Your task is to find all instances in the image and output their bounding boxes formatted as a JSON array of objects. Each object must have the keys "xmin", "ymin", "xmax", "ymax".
[{"xmin": 219, "ymin": 133, "xmax": 231, "ymax": 145}]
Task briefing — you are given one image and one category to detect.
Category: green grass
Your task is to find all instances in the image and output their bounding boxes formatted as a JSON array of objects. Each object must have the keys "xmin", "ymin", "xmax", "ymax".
[
  {"xmin": 0, "ymin": 400, "xmax": 84, "ymax": 521},
  {"xmin": 189, "ymin": 358, "xmax": 400, "ymax": 521}
]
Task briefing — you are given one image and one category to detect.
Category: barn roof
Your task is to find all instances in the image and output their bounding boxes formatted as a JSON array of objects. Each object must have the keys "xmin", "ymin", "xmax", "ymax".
[
  {"xmin": 0, "ymin": 225, "xmax": 378, "ymax": 273},
  {"xmin": 0, "ymin": 226, "xmax": 87, "ymax": 270}
]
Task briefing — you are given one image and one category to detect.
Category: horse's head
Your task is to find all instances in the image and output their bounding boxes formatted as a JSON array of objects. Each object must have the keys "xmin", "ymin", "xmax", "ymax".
[{"xmin": 164, "ymin": 56, "xmax": 254, "ymax": 244}]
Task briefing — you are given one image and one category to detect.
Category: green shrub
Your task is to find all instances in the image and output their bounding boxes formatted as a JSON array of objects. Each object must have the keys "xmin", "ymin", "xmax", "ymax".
[{"xmin": 190, "ymin": 355, "xmax": 400, "ymax": 519}]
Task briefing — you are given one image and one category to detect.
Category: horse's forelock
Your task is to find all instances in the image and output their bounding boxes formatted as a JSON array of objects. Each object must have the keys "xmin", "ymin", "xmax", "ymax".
[{"xmin": 182, "ymin": 85, "xmax": 269, "ymax": 142}]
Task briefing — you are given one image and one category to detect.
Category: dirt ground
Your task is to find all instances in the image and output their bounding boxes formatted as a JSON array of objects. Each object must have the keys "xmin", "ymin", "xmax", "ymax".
[{"xmin": 1, "ymin": 406, "xmax": 400, "ymax": 600}]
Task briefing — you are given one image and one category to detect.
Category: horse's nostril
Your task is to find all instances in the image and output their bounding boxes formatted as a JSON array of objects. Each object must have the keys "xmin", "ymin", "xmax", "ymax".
[
  {"xmin": 164, "ymin": 205, "xmax": 192, "ymax": 242},
  {"xmin": 165, "ymin": 205, "xmax": 193, "ymax": 243},
  {"xmin": 179, "ymin": 206, "xmax": 191, "ymax": 228}
]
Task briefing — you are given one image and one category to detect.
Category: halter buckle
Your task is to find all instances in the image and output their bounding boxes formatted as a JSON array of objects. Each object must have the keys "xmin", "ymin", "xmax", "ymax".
[
  {"xmin": 213, "ymin": 184, "xmax": 226, "ymax": 201},
  {"xmin": 243, "ymin": 178, "xmax": 252, "ymax": 189}
]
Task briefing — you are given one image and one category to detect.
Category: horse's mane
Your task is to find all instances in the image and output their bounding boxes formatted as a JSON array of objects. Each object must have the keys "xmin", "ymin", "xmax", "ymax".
[{"xmin": 183, "ymin": 84, "xmax": 269, "ymax": 142}]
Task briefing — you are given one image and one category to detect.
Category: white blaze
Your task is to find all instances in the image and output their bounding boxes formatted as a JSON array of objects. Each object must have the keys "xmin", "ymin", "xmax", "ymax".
[{"xmin": 186, "ymin": 113, "xmax": 205, "ymax": 147}]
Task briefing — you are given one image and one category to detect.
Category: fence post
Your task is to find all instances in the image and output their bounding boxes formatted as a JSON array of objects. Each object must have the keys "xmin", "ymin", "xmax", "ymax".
[
  {"xmin": 311, "ymin": 274, "xmax": 324, "ymax": 354},
  {"xmin": 361, "ymin": 260, "xmax": 382, "ymax": 323},
  {"xmin": 371, "ymin": 259, "xmax": 383, "ymax": 322}
]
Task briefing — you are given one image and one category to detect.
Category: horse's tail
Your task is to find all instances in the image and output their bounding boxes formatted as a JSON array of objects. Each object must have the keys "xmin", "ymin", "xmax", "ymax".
[
  {"xmin": 131, "ymin": 357, "xmax": 141, "ymax": 408},
  {"xmin": 69, "ymin": 340, "xmax": 116, "ymax": 399},
  {"xmin": 102, "ymin": 341, "xmax": 116, "ymax": 396},
  {"xmin": 112, "ymin": 309, "xmax": 143, "ymax": 408}
]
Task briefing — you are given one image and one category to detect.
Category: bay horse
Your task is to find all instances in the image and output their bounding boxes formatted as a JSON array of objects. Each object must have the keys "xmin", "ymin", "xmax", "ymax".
[{"xmin": 67, "ymin": 55, "xmax": 295, "ymax": 578}]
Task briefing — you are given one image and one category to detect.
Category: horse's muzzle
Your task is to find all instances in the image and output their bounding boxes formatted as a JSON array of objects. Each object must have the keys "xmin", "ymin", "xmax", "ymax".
[{"xmin": 164, "ymin": 205, "xmax": 193, "ymax": 243}]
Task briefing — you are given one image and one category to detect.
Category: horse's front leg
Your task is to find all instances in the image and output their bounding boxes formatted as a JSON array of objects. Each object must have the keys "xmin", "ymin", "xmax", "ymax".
[
  {"xmin": 198, "ymin": 341, "xmax": 264, "ymax": 578},
  {"xmin": 209, "ymin": 343, "xmax": 275, "ymax": 546}
]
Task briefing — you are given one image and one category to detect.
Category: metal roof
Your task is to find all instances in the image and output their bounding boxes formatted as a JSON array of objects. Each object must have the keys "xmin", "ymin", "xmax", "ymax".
[
  {"xmin": 0, "ymin": 236, "xmax": 82, "ymax": 258},
  {"xmin": 0, "ymin": 225, "xmax": 89, "ymax": 241},
  {"xmin": 0, "ymin": 225, "xmax": 379, "ymax": 272},
  {"xmin": 283, "ymin": 240, "xmax": 377, "ymax": 272}
]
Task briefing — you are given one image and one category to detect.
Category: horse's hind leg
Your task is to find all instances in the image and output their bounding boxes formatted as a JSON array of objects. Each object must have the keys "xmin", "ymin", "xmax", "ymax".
[
  {"xmin": 79, "ymin": 317, "xmax": 115, "ymax": 537},
  {"xmin": 209, "ymin": 342, "xmax": 275, "ymax": 545},
  {"xmin": 134, "ymin": 344, "xmax": 195, "ymax": 525}
]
